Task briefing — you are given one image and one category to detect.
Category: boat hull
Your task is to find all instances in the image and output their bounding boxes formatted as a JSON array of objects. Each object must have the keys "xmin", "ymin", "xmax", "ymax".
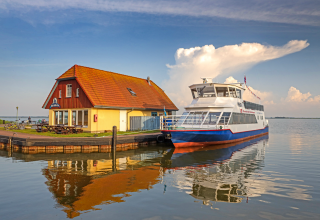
[{"xmin": 161, "ymin": 127, "xmax": 269, "ymax": 148}]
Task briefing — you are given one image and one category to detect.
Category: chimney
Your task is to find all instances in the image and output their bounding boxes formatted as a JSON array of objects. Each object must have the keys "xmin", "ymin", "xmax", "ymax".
[{"xmin": 147, "ymin": 76, "xmax": 151, "ymax": 85}]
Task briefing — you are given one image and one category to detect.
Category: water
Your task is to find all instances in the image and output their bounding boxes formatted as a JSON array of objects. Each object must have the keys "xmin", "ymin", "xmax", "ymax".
[
  {"xmin": 0, "ymin": 119, "xmax": 319, "ymax": 219},
  {"xmin": 0, "ymin": 116, "xmax": 49, "ymax": 123}
]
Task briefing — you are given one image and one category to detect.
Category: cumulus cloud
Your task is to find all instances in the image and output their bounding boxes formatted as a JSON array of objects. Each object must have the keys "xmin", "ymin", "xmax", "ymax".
[
  {"xmin": 1, "ymin": 0, "xmax": 320, "ymax": 26},
  {"xmin": 285, "ymin": 86, "xmax": 312, "ymax": 102},
  {"xmin": 224, "ymin": 76, "xmax": 273, "ymax": 104},
  {"xmin": 163, "ymin": 40, "xmax": 309, "ymax": 110}
]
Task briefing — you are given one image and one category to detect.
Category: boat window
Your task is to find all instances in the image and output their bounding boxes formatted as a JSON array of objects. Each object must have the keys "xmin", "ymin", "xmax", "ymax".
[
  {"xmin": 216, "ymin": 87, "xmax": 229, "ymax": 97},
  {"xmin": 191, "ymin": 89, "xmax": 199, "ymax": 99},
  {"xmin": 200, "ymin": 87, "xmax": 216, "ymax": 98},
  {"xmin": 177, "ymin": 112, "xmax": 189, "ymax": 125},
  {"xmin": 184, "ymin": 112, "xmax": 194, "ymax": 125},
  {"xmin": 218, "ymin": 112, "xmax": 231, "ymax": 125},
  {"xmin": 202, "ymin": 112, "xmax": 221, "ymax": 125},
  {"xmin": 194, "ymin": 112, "xmax": 206, "ymax": 125},
  {"xmin": 236, "ymin": 89, "xmax": 242, "ymax": 99},
  {"xmin": 229, "ymin": 113, "xmax": 257, "ymax": 124},
  {"xmin": 229, "ymin": 87, "xmax": 237, "ymax": 98}
]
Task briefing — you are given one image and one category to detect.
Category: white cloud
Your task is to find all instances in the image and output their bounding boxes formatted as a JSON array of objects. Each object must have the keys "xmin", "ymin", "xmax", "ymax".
[
  {"xmin": 163, "ymin": 40, "xmax": 309, "ymax": 111},
  {"xmin": 285, "ymin": 86, "xmax": 312, "ymax": 102},
  {"xmin": 1, "ymin": 0, "xmax": 320, "ymax": 26},
  {"xmin": 224, "ymin": 76, "xmax": 239, "ymax": 84}
]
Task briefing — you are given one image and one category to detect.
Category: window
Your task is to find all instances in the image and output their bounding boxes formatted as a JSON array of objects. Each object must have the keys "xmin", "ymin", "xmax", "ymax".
[
  {"xmin": 78, "ymin": 111, "xmax": 83, "ymax": 125},
  {"xmin": 177, "ymin": 112, "xmax": 189, "ymax": 125},
  {"xmin": 127, "ymin": 88, "xmax": 137, "ymax": 96},
  {"xmin": 236, "ymin": 89, "xmax": 242, "ymax": 99},
  {"xmin": 219, "ymin": 112, "xmax": 231, "ymax": 125},
  {"xmin": 191, "ymin": 88, "xmax": 199, "ymax": 99},
  {"xmin": 243, "ymin": 101, "xmax": 264, "ymax": 111},
  {"xmin": 229, "ymin": 113, "xmax": 257, "ymax": 124},
  {"xmin": 216, "ymin": 87, "xmax": 229, "ymax": 97},
  {"xmin": 203, "ymin": 112, "xmax": 221, "ymax": 125},
  {"xmin": 64, "ymin": 111, "xmax": 68, "ymax": 125},
  {"xmin": 76, "ymin": 88, "xmax": 79, "ymax": 97},
  {"xmin": 84, "ymin": 110, "xmax": 88, "ymax": 126},
  {"xmin": 66, "ymin": 84, "xmax": 72, "ymax": 98},
  {"xmin": 59, "ymin": 90, "xmax": 61, "ymax": 98},
  {"xmin": 151, "ymin": 112, "xmax": 157, "ymax": 116},
  {"xmin": 58, "ymin": 111, "xmax": 63, "ymax": 124},
  {"xmin": 72, "ymin": 111, "xmax": 76, "ymax": 125},
  {"xmin": 54, "ymin": 111, "xmax": 69, "ymax": 125},
  {"xmin": 229, "ymin": 87, "xmax": 237, "ymax": 98},
  {"xmin": 55, "ymin": 111, "xmax": 58, "ymax": 124}
]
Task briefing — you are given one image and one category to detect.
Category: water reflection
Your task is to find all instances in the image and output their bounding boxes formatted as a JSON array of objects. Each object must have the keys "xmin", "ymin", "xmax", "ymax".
[{"xmin": 1, "ymin": 134, "xmax": 313, "ymax": 218}]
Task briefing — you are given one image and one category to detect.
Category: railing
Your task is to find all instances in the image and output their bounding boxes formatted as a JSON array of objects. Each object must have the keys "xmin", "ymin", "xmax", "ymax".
[{"xmin": 161, "ymin": 115, "xmax": 230, "ymax": 130}]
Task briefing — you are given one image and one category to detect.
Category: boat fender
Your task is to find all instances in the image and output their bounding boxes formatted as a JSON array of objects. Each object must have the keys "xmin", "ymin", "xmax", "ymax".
[{"xmin": 157, "ymin": 135, "xmax": 165, "ymax": 143}]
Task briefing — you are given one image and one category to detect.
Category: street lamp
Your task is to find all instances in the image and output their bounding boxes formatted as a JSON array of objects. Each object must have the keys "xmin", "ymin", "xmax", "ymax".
[{"xmin": 16, "ymin": 106, "xmax": 19, "ymax": 124}]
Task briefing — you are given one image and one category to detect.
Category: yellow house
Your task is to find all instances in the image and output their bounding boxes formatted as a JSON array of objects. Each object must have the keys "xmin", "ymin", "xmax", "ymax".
[{"xmin": 42, "ymin": 65, "xmax": 178, "ymax": 132}]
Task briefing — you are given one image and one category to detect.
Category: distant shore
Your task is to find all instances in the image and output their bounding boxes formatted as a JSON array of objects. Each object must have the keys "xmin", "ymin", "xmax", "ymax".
[{"xmin": 267, "ymin": 117, "xmax": 320, "ymax": 119}]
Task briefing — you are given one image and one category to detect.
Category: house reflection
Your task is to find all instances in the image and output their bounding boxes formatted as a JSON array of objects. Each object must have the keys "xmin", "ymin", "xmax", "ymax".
[{"xmin": 42, "ymin": 150, "xmax": 168, "ymax": 218}]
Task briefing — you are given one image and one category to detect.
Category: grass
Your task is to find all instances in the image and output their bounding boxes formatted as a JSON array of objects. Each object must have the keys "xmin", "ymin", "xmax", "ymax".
[
  {"xmin": 0, "ymin": 119, "xmax": 13, "ymax": 124},
  {"xmin": 0, "ymin": 127, "xmax": 160, "ymax": 137}
]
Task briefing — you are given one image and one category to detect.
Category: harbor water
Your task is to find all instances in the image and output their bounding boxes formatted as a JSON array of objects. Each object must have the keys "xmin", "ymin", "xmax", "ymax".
[{"xmin": 0, "ymin": 119, "xmax": 319, "ymax": 219}]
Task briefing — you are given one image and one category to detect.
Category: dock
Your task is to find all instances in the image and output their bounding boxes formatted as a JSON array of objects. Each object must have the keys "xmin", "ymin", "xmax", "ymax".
[{"xmin": 0, "ymin": 132, "xmax": 169, "ymax": 154}]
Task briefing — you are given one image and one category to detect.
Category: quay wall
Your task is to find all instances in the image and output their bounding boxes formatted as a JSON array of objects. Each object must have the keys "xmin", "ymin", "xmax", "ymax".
[{"xmin": 0, "ymin": 133, "xmax": 168, "ymax": 154}]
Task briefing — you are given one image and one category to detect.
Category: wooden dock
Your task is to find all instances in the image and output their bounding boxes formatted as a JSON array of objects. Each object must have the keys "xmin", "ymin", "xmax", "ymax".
[{"xmin": 0, "ymin": 133, "xmax": 170, "ymax": 154}]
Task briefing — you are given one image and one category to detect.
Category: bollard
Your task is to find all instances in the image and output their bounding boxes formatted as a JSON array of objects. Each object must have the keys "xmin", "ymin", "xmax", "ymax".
[{"xmin": 112, "ymin": 126, "xmax": 117, "ymax": 172}]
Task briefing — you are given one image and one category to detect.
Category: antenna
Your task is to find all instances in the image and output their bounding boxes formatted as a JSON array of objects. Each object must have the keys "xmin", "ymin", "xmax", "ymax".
[{"xmin": 200, "ymin": 77, "xmax": 213, "ymax": 84}]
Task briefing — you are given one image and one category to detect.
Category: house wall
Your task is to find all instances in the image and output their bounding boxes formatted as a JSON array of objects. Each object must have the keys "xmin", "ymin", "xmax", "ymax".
[
  {"xmin": 45, "ymin": 79, "xmax": 93, "ymax": 109},
  {"xmin": 49, "ymin": 108, "xmax": 166, "ymax": 133},
  {"xmin": 90, "ymin": 109, "xmax": 120, "ymax": 132}
]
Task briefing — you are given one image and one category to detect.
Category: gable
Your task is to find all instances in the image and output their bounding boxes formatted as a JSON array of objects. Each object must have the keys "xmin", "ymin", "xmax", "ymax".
[{"xmin": 43, "ymin": 79, "xmax": 93, "ymax": 109}]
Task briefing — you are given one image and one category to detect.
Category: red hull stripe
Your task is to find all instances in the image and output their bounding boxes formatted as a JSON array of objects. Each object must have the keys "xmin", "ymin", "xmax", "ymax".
[{"xmin": 173, "ymin": 132, "xmax": 269, "ymax": 148}]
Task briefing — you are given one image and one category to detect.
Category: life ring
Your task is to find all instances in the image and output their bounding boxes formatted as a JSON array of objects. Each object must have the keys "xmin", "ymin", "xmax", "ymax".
[{"xmin": 157, "ymin": 135, "xmax": 165, "ymax": 143}]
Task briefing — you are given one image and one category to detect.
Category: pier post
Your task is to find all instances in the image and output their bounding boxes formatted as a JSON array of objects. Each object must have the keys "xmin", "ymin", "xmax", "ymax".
[{"xmin": 112, "ymin": 126, "xmax": 117, "ymax": 172}]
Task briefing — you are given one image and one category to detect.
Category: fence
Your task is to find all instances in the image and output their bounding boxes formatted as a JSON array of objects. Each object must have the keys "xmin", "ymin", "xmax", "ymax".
[{"xmin": 130, "ymin": 116, "xmax": 161, "ymax": 131}]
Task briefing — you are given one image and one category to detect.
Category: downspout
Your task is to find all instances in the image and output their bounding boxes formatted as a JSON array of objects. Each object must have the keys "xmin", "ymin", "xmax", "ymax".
[{"xmin": 127, "ymin": 108, "xmax": 134, "ymax": 131}]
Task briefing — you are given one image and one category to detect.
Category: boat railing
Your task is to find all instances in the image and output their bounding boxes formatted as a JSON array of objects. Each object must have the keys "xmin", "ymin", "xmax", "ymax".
[{"xmin": 161, "ymin": 115, "xmax": 229, "ymax": 130}]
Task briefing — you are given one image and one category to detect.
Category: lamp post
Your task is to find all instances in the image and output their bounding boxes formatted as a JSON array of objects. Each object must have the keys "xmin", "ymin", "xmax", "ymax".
[{"xmin": 16, "ymin": 106, "xmax": 18, "ymax": 124}]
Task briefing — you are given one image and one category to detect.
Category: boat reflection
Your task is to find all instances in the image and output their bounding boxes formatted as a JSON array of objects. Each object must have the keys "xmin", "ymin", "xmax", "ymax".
[
  {"xmin": 168, "ymin": 135, "xmax": 268, "ymax": 204},
  {"xmin": 0, "ymin": 134, "xmax": 269, "ymax": 218}
]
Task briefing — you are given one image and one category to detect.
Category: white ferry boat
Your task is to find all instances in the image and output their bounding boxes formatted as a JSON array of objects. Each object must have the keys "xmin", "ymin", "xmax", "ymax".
[{"xmin": 161, "ymin": 78, "xmax": 269, "ymax": 148}]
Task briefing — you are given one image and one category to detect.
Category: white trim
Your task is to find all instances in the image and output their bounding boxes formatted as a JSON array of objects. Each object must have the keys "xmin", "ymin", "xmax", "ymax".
[
  {"xmin": 66, "ymin": 84, "xmax": 72, "ymax": 98},
  {"xmin": 43, "ymin": 82, "xmax": 59, "ymax": 109}
]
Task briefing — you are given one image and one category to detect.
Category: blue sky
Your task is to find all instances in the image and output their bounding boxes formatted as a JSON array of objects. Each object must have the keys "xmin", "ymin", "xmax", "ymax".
[{"xmin": 0, "ymin": 0, "xmax": 319, "ymax": 117}]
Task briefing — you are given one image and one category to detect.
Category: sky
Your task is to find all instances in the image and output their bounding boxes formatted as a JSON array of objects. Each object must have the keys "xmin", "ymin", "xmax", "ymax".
[{"xmin": 0, "ymin": 0, "xmax": 319, "ymax": 117}]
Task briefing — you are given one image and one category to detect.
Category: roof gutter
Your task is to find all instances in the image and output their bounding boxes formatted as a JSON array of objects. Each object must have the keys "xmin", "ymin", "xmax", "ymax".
[{"xmin": 94, "ymin": 105, "xmax": 178, "ymax": 111}]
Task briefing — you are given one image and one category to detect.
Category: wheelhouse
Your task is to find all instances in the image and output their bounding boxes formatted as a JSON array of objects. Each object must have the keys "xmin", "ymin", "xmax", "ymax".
[{"xmin": 190, "ymin": 83, "xmax": 243, "ymax": 99}]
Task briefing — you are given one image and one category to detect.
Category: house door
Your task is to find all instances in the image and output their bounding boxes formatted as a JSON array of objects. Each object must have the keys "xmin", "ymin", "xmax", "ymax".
[{"xmin": 119, "ymin": 110, "xmax": 127, "ymax": 131}]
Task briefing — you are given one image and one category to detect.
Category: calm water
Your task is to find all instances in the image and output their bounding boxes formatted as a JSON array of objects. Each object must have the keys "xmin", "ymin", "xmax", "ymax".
[{"xmin": 0, "ymin": 119, "xmax": 319, "ymax": 220}]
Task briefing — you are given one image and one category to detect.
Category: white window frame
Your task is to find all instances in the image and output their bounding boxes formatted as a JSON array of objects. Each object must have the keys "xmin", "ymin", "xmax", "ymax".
[
  {"xmin": 59, "ymin": 90, "xmax": 61, "ymax": 98},
  {"xmin": 76, "ymin": 88, "xmax": 79, "ymax": 97},
  {"xmin": 72, "ymin": 110, "xmax": 88, "ymax": 127},
  {"xmin": 55, "ymin": 111, "xmax": 68, "ymax": 125},
  {"xmin": 66, "ymin": 84, "xmax": 72, "ymax": 98}
]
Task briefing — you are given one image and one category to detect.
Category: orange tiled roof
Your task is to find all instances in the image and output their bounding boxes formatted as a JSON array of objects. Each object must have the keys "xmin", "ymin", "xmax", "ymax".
[{"xmin": 57, "ymin": 65, "xmax": 178, "ymax": 110}]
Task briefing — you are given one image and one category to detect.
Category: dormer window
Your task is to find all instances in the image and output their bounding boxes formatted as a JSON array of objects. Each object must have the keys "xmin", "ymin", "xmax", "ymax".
[
  {"xmin": 66, "ymin": 84, "xmax": 72, "ymax": 98},
  {"xmin": 76, "ymin": 88, "xmax": 79, "ymax": 97},
  {"xmin": 127, "ymin": 88, "xmax": 137, "ymax": 96}
]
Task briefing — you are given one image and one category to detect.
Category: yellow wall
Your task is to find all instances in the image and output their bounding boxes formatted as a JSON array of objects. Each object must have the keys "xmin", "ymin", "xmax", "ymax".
[
  {"xmin": 90, "ymin": 108, "xmax": 120, "ymax": 132},
  {"xmin": 49, "ymin": 108, "xmax": 166, "ymax": 132}
]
